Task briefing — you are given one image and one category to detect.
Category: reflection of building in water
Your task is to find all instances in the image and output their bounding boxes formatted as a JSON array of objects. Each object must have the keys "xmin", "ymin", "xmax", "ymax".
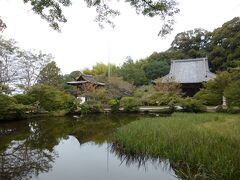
[{"xmin": 162, "ymin": 58, "xmax": 216, "ymax": 96}]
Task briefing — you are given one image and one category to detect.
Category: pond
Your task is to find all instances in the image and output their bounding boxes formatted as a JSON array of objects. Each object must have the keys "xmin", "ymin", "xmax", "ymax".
[{"xmin": 0, "ymin": 114, "xmax": 178, "ymax": 180}]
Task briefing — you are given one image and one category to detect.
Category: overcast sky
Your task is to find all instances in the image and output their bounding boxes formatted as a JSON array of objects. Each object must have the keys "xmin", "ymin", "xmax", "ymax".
[{"xmin": 0, "ymin": 0, "xmax": 239, "ymax": 74}]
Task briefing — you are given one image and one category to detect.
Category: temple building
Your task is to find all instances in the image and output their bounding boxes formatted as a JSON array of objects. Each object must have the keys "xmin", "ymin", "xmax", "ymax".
[
  {"xmin": 67, "ymin": 72, "xmax": 105, "ymax": 95},
  {"xmin": 162, "ymin": 58, "xmax": 216, "ymax": 96}
]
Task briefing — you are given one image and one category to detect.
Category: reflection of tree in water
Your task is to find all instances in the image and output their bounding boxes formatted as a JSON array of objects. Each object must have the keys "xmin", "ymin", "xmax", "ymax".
[
  {"xmin": 0, "ymin": 113, "xmax": 145, "ymax": 180},
  {"xmin": 70, "ymin": 113, "xmax": 141, "ymax": 145},
  {"xmin": 0, "ymin": 140, "xmax": 56, "ymax": 180},
  {"xmin": 0, "ymin": 121, "xmax": 57, "ymax": 180}
]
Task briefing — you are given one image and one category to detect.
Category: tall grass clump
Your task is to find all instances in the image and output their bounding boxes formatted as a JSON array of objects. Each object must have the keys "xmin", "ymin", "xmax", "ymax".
[{"xmin": 113, "ymin": 113, "xmax": 240, "ymax": 179}]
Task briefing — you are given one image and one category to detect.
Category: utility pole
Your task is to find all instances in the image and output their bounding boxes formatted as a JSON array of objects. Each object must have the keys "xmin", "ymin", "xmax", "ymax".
[
  {"xmin": 0, "ymin": 60, "xmax": 2, "ymax": 83},
  {"xmin": 0, "ymin": 61, "xmax": 2, "ymax": 93},
  {"xmin": 108, "ymin": 42, "xmax": 111, "ymax": 81},
  {"xmin": 108, "ymin": 62, "xmax": 110, "ymax": 80}
]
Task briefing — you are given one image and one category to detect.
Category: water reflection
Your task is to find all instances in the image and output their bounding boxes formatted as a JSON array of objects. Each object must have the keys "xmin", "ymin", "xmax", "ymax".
[
  {"xmin": 0, "ymin": 140, "xmax": 55, "ymax": 180},
  {"xmin": 111, "ymin": 144, "xmax": 171, "ymax": 171},
  {"xmin": 0, "ymin": 114, "xmax": 177, "ymax": 180}
]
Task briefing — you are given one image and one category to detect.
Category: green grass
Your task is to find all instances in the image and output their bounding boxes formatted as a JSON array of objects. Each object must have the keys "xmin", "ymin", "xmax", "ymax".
[{"xmin": 113, "ymin": 113, "xmax": 240, "ymax": 179}]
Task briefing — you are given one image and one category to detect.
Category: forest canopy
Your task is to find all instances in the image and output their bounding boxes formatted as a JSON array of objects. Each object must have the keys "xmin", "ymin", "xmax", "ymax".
[{"xmin": 0, "ymin": 17, "xmax": 240, "ymax": 119}]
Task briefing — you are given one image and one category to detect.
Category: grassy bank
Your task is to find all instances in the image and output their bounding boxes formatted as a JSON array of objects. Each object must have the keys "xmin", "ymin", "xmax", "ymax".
[{"xmin": 113, "ymin": 113, "xmax": 240, "ymax": 179}]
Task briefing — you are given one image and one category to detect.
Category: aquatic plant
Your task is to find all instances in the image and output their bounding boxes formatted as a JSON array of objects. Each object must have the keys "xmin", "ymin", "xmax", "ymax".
[{"xmin": 113, "ymin": 113, "xmax": 240, "ymax": 179}]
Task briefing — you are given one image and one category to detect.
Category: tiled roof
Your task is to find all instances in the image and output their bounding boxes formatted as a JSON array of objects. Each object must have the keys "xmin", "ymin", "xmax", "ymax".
[
  {"xmin": 67, "ymin": 73, "xmax": 105, "ymax": 86},
  {"xmin": 162, "ymin": 58, "xmax": 216, "ymax": 83}
]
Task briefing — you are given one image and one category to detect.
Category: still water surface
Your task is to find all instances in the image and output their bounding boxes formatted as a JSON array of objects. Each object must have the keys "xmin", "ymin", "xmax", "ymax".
[{"xmin": 0, "ymin": 114, "xmax": 177, "ymax": 180}]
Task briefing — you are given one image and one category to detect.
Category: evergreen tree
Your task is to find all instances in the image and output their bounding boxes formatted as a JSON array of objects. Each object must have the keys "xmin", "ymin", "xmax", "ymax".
[{"xmin": 38, "ymin": 61, "xmax": 61, "ymax": 87}]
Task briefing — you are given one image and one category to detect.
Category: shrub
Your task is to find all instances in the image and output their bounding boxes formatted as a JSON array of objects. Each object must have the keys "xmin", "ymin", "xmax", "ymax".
[
  {"xmin": 194, "ymin": 89, "xmax": 222, "ymax": 106},
  {"xmin": 226, "ymin": 107, "xmax": 240, "ymax": 114},
  {"xmin": 134, "ymin": 85, "xmax": 181, "ymax": 106},
  {"xmin": 28, "ymin": 84, "xmax": 75, "ymax": 112},
  {"xmin": 0, "ymin": 93, "xmax": 17, "ymax": 105},
  {"xmin": 133, "ymin": 85, "xmax": 156, "ymax": 106},
  {"xmin": 12, "ymin": 104, "xmax": 35, "ymax": 117},
  {"xmin": 193, "ymin": 70, "xmax": 240, "ymax": 107},
  {"xmin": 179, "ymin": 98, "xmax": 206, "ymax": 113},
  {"xmin": 120, "ymin": 97, "xmax": 139, "ymax": 112},
  {"xmin": 0, "ymin": 83, "xmax": 11, "ymax": 94},
  {"xmin": 142, "ymin": 92, "xmax": 181, "ymax": 106},
  {"xmin": 107, "ymin": 77, "xmax": 135, "ymax": 98},
  {"xmin": 80, "ymin": 100, "xmax": 103, "ymax": 114},
  {"xmin": 0, "ymin": 94, "xmax": 33, "ymax": 120},
  {"xmin": 154, "ymin": 77, "xmax": 182, "ymax": 94},
  {"xmin": 108, "ymin": 99, "xmax": 120, "ymax": 112},
  {"xmin": 156, "ymin": 93, "xmax": 181, "ymax": 106},
  {"xmin": 0, "ymin": 94, "xmax": 17, "ymax": 118},
  {"xmin": 14, "ymin": 94, "xmax": 35, "ymax": 105},
  {"xmin": 224, "ymin": 81, "xmax": 240, "ymax": 107},
  {"xmin": 215, "ymin": 105, "xmax": 225, "ymax": 113},
  {"xmin": 83, "ymin": 88, "xmax": 109, "ymax": 106}
]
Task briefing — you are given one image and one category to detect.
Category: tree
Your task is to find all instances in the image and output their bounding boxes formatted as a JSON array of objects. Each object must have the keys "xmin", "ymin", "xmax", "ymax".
[
  {"xmin": 170, "ymin": 28, "xmax": 210, "ymax": 58},
  {"xmin": 89, "ymin": 62, "xmax": 107, "ymax": 76},
  {"xmin": 144, "ymin": 60, "xmax": 170, "ymax": 80},
  {"xmin": 117, "ymin": 58, "xmax": 148, "ymax": 86},
  {"xmin": 79, "ymin": 76, "xmax": 135, "ymax": 105},
  {"xmin": 106, "ymin": 76, "xmax": 135, "ymax": 98},
  {"xmin": 194, "ymin": 89, "xmax": 222, "ymax": 106},
  {"xmin": 68, "ymin": 70, "xmax": 81, "ymax": 79},
  {"xmin": 208, "ymin": 17, "xmax": 240, "ymax": 71},
  {"xmin": 133, "ymin": 85, "xmax": 157, "ymax": 105},
  {"xmin": 28, "ymin": 84, "xmax": 75, "ymax": 112},
  {"xmin": 0, "ymin": 94, "xmax": 18, "ymax": 119},
  {"xmin": 0, "ymin": 36, "xmax": 20, "ymax": 90},
  {"xmin": 1, "ymin": 0, "xmax": 179, "ymax": 36},
  {"xmin": 0, "ymin": 83, "xmax": 11, "ymax": 94},
  {"xmin": 83, "ymin": 63, "xmax": 119, "ymax": 77},
  {"xmin": 60, "ymin": 70, "xmax": 81, "ymax": 95},
  {"xmin": 0, "ymin": 17, "xmax": 6, "ymax": 32},
  {"xmin": 0, "ymin": 94, "xmax": 33, "ymax": 120},
  {"xmin": 224, "ymin": 81, "xmax": 240, "ymax": 107},
  {"xmin": 201, "ymin": 71, "xmax": 232, "ymax": 97},
  {"xmin": 194, "ymin": 69, "xmax": 240, "ymax": 107},
  {"xmin": 83, "ymin": 87, "xmax": 109, "ymax": 105},
  {"xmin": 17, "ymin": 50, "xmax": 51, "ymax": 92},
  {"xmin": 147, "ymin": 51, "xmax": 180, "ymax": 62},
  {"xmin": 120, "ymin": 96, "xmax": 139, "ymax": 112},
  {"xmin": 38, "ymin": 61, "xmax": 61, "ymax": 87},
  {"xmin": 164, "ymin": 17, "xmax": 240, "ymax": 72},
  {"xmin": 0, "ymin": 35, "xmax": 52, "ymax": 92},
  {"xmin": 0, "ymin": 139, "xmax": 54, "ymax": 180}
]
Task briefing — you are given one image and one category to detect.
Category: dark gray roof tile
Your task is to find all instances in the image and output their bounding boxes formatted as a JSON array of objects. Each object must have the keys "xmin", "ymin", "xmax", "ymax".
[{"xmin": 162, "ymin": 58, "xmax": 216, "ymax": 83}]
